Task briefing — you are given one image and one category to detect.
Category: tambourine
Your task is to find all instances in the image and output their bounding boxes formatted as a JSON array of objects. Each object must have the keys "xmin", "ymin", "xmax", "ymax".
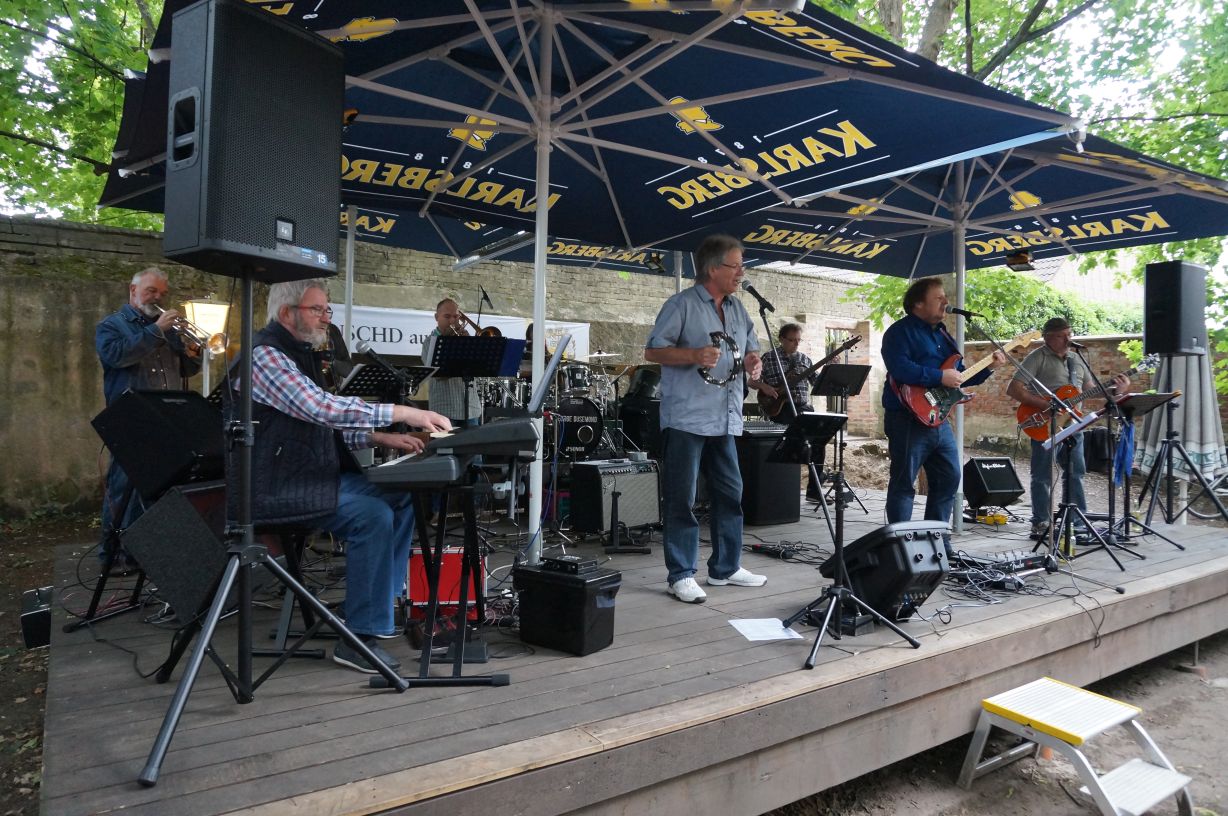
[{"xmin": 697, "ymin": 331, "xmax": 743, "ymax": 387}]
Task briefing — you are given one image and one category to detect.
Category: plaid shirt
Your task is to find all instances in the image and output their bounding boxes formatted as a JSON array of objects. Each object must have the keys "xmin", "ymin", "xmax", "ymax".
[
  {"xmin": 760, "ymin": 347, "xmax": 814, "ymax": 410},
  {"xmin": 249, "ymin": 345, "xmax": 393, "ymax": 449}
]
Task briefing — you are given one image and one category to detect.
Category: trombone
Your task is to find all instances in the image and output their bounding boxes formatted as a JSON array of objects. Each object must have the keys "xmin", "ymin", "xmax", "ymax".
[
  {"xmin": 153, "ymin": 305, "xmax": 229, "ymax": 355},
  {"xmin": 455, "ymin": 309, "xmax": 502, "ymax": 337}
]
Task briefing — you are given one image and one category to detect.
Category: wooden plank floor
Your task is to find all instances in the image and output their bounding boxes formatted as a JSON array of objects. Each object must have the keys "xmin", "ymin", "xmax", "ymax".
[{"xmin": 41, "ymin": 491, "xmax": 1228, "ymax": 816}]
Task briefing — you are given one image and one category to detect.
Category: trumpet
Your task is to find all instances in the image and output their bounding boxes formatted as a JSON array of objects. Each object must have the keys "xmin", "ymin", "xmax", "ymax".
[
  {"xmin": 153, "ymin": 305, "xmax": 228, "ymax": 355},
  {"xmin": 458, "ymin": 309, "xmax": 502, "ymax": 337}
]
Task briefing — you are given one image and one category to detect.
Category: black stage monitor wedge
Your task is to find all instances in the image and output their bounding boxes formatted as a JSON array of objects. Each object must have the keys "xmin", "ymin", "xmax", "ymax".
[
  {"xmin": 164, "ymin": 0, "xmax": 343, "ymax": 282},
  {"xmin": 963, "ymin": 457, "xmax": 1024, "ymax": 508},
  {"xmin": 92, "ymin": 390, "xmax": 224, "ymax": 501},
  {"xmin": 819, "ymin": 521, "xmax": 949, "ymax": 621},
  {"xmin": 1144, "ymin": 260, "xmax": 1208, "ymax": 356}
]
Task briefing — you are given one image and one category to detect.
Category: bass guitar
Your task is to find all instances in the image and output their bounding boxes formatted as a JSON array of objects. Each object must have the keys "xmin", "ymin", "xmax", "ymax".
[
  {"xmin": 756, "ymin": 335, "xmax": 861, "ymax": 419},
  {"xmin": 1015, "ymin": 354, "xmax": 1158, "ymax": 441},
  {"xmin": 895, "ymin": 331, "xmax": 1040, "ymax": 427}
]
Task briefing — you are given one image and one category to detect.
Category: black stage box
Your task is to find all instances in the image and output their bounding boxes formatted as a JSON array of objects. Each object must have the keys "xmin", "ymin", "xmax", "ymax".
[
  {"xmin": 736, "ymin": 426, "xmax": 801, "ymax": 525},
  {"xmin": 819, "ymin": 521, "xmax": 948, "ymax": 621},
  {"xmin": 514, "ymin": 565, "xmax": 621, "ymax": 656}
]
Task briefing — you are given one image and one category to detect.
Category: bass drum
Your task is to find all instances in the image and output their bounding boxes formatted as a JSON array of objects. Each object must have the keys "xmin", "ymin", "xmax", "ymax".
[{"xmin": 549, "ymin": 397, "xmax": 603, "ymax": 459}]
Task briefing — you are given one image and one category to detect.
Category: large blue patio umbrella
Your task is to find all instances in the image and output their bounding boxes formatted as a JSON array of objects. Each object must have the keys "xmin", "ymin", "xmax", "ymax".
[{"xmin": 103, "ymin": 0, "xmax": 1083, "ymax": 558}]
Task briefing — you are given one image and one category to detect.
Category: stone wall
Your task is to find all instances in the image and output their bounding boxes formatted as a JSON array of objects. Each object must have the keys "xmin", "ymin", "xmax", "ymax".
[{"xmin": 0, "ymin": 216, "xmax": 878, "ymax": 517}]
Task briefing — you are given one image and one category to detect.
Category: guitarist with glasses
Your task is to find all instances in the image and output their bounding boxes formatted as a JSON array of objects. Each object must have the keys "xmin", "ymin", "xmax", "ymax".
[
  {"xmin": 751, "ymin": 323, "xmax": 814, "ymax": 422},
  {"xmin": 882, "ymin": 277, "xmax": 1006, "ymax": 553},
  {"xmin": 1006, "ymin": 317, "xmax": 1131, "ymax": 540}
]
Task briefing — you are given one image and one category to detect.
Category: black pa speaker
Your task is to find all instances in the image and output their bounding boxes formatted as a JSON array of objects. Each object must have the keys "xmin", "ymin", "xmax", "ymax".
[
  {"xmin": 618, "ymin": 398, "xmax": 661, "ymax": 459},
  {"xmin": 163, "ymin": 0, "xmax": 343, "ymax": 282},
  {"xmin": 569, "ymin": 460, "xmax": 661, "ymax": 534},
  {"xmin": 736, "ymin": 428, "xmax": 801, "ymax": 525},
  {"xmin": 819, "ymin": 521, "xmax": 949, "ymax": 621},
  {"xmin": 121, "ymin": 481, "xmax": 228, "ymax": 618},
  {"xmin": 963, "ymin": 457, "xmax": 1024, "ymax": 508},
  {"xmin": 1144, "ymin": 261, "xmax": 1208, "ymax": 356},
  {"xmin": 92, "ymin": 390, "xmax": 224, "ymax": 501}
]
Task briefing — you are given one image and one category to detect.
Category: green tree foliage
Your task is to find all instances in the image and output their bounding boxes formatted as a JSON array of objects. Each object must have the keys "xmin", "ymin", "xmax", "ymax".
[
  {"xmin": 846, "ymin": 267, "xmax": 1142, "ymax": 337},
  {"xmin": 0, "ymin": 0, "xmax": 162, "ymax": 227}
]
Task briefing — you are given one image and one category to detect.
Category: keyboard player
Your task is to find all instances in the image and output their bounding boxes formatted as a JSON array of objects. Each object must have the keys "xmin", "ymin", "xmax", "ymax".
[{"xmin": 234, "ymin": 279, "xmax": 451, "ymax": 674}]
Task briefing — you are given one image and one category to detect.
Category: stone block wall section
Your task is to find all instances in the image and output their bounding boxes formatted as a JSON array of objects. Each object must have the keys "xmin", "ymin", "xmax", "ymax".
[{"xmin": 2, "ymin": 215, "xmax": 1223, "ymax": 516}]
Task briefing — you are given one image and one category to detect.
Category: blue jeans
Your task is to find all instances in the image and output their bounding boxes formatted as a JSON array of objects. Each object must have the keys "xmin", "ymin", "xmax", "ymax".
[
  {"xmin": 99, "ymin": 459, "xmax": 145, "ymax": 560},
  {"xmin": 884, "ymin": 410, "xmax": 959, "ymax": 527},
  {"xmin": 1030, "ymin": 435, "xmax": 1086, "ymax": 526},
  {"xmin": 317, "ymin": 472, "xmax": 415, "ymax": 637},
  {"xmin": 660, "ymin": 428, "xmax": 744, "ymax": 584}
]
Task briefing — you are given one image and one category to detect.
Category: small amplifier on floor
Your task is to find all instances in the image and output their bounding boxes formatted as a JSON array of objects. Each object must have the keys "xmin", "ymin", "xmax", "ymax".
[
  {"xmin": 21, "ymin": 586, "xmax": 54, "ymax": 649},
  {"xmin": 540, "ymin": 554, "xmax": 600, "ymax": 575}
]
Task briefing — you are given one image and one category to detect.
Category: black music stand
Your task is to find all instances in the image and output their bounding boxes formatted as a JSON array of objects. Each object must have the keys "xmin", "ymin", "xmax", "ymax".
[
  {"xmin": 812, "ymin": 364, "xmax": 871, "ymax": 514},
  {"xmin": 339, "ymin": 362, "xmax": 435, "ymax": 401},
  {"xmin": 430, "ymin": 335, "xmax": 525, "ymax": 421},
  {"xmin": 1085, "ymin": 392, "xmax": 1183, "ymax": 549}
]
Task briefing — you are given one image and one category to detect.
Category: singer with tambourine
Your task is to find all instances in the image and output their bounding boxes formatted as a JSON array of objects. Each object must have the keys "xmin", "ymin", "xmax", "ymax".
[
  {"xmin": 1005, "ymin": 317, "xmax": 1131, "ymax": 541},
  {"xmin": 644, "ymin": 234, "xmax": 766, "ymax": 605},
  {"xmin": 880, "ymin": 277, "xmax": 1006, "ymax": 556}
]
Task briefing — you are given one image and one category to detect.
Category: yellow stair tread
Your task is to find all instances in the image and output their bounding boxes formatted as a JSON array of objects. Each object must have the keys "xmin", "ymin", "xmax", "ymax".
[{"xmin": 982, "ymin": 677, "xmax": 1141, "ymax": 746}]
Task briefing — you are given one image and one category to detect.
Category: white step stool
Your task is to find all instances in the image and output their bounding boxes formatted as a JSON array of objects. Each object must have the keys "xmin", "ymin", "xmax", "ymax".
[{"xmin": 958, "ymin": 677, "xmax": 1194, "ymax": 816}]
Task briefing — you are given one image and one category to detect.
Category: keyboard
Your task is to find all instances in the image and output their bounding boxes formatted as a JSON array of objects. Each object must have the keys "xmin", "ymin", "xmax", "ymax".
[
  {"xmin": 367, "ymin": 451, "xmax": 468, "ymax": 488},
  {"xmin": 428, "ymin": 416, "xmax": 539, "ymax": 457}
]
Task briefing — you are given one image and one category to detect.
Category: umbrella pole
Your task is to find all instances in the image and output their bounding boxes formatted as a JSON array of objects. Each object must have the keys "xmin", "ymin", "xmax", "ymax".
[
  {"xmin": 951, "ymin": 162, "xmax": 967, "ymax": 535},
  {"xmin": 526, "ymin": 19, "xmax": 555, "ymax": 566},
  {"xmin": 344, "ymin": 205, "xmax": 355, "ymax": 346}
]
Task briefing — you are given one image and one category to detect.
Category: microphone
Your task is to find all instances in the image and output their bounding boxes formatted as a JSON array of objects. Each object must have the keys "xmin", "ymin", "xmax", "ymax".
[
  {"xmin": 1068, "ymin": 340, "xmax": 1088, "ymax": 350},
  {"xmin": 740, "ymin": 279, "xmax": 775, "ymax": 313},
  {"xmin": 354, "ymin": 340, "xmax": 406, "ymax": 382},
  {"xmin": 480, "ymin": 286, "xmax": 494, "ymax": 308},
  {"xmin": 944, "ymin": 304, "xmax": 984, "ymax": 318}
]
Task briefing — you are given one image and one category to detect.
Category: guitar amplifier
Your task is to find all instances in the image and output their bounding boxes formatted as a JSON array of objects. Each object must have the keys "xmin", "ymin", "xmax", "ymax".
[{"xmin": 569, "ymin": 459, "xmax": 661, "ymax": 533}]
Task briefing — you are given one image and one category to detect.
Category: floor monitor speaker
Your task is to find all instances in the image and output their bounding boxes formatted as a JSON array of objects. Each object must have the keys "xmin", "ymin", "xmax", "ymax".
[
  {"xmin": 963, "ymin": 457, "xmax": 1024, "ymax": 508},
  {"xmin": 1144, "ymin": 261, "xmax": 1208, "ymax": 356},
  {"xmin": 91, "ymin": 390, "xmax": 224, "ymax": 501},
  {"xmin": 819, "ymin": 521, "xmax": 948, "ymax": 621},
  {"xmin": 163, "ymin": 0, "xmax": 343, "ymax": 282}
]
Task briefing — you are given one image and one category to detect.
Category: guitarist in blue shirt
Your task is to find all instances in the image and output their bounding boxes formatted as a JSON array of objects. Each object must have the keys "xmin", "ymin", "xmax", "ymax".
[{"xmin": 881, "ymin": 277, "xmax": 1005, "ymax": 549}]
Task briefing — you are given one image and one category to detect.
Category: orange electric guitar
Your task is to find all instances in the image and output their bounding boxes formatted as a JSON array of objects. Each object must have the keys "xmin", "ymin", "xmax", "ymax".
[
  {"xmin": 756, "ymin": 335, "xmax": 861, "ymax": 419},
  {"xmin": 895, "ymin": 331, "xmax": 1040, "ymax": 427},
  {"xmin": 1015, "ymin": 354, "xmax": 1158, "ymax": 441}
]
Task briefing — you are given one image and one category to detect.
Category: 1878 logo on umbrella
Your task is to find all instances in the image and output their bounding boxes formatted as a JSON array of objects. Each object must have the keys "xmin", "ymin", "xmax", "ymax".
[
  {"xmin": 449, "ymin": 115, "xmax": 500, "ymax": 150},
  {"xmin": 667, "ymin": 97, "xmax": 723, "ymax": 134}
]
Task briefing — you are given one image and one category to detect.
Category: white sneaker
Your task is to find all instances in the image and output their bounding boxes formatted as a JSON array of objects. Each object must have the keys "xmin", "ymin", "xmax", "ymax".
[
  {"xmin": 668, "ymin": 577, "xmax": 707, "ymax": 604},
  {"xmin": 707, "ymin": 567, "xmax": 767, "ymax": 587}
]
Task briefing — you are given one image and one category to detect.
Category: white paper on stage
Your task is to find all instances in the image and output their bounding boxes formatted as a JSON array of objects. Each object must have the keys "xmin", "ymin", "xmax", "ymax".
[{"xmin": 729, "ymin": 619, "xmax": 805, "ymax": 642}]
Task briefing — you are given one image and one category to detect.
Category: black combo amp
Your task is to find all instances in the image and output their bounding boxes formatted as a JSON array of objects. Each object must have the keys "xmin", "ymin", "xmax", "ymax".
[
  {"xmin": 569, "ymin": 459, "xmax": 661, "ymax": 534},
  {"xmin": 820, "ymin": 521, "xmax": 949, "ymax": 621},
  {"xmin": 963, "ymin": 457, "xmax": 1024, "ymax": 509}
]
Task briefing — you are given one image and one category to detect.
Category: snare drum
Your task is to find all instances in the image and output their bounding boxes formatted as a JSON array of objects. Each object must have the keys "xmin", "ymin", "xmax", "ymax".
[{"xmin": 561, "ymin": 363, "xmax": 591, "ymax": 396}]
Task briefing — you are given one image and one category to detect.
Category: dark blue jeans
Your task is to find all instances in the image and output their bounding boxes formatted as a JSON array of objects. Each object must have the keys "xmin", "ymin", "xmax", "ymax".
[
  {"xmin": 317, "ymin": 472, "xmax": 416, "ymax": 637},
  {"xmin": 884, "ymin": 410, "xmax": 959, "ymax": 527},
  {"xmin": 1030, "ymin": 434, "xmax": 1086, "ymax": 526},
  {"xmin": 98, "ymin": 459, "xmax": 145, "ymax": 560},
  {"xmin": 660, "ymin": 428, "xmax": 744, "ymax": 584}
]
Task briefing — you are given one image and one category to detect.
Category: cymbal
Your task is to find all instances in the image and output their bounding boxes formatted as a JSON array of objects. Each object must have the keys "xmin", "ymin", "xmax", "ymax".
[{"xmin": 580, "ymin": 351, "xmax": 620, "ymax": 360}]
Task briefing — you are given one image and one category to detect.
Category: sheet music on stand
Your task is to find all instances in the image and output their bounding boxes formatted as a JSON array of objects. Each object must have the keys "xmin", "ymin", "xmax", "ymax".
[
  {"xmin": 1043, "ymin": 409, "xmax": 1101, "ymax": 451},
  {"xmin": 338, "ymin": 363, "xmax": 435, "ymax": 399},
  {"xmin": 429, "ymin": 335, "xmax": 526, "ymax": 378}
]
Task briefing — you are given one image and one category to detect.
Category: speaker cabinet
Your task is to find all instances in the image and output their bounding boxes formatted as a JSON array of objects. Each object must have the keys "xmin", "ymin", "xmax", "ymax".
[
  {"xmin": 570, "ymin": 460, "xmax": 660, "ymax": 534},
  {"xmin": 819, "ymin": 521, "xmax": 948, "ymax": 621},
  {"xmin": 92, "ymin": 390, "xmax": 224, "ymax": 501},
  {"xmin": 122, "ymin": 481, "xmax": 228, "ymax": 618},
  {"xmin": 963, "ymin": 457, "xmax": 1024, "ymax": 508},
  {"xmin": 618, "ymin": 398, "xmax": 661, "ymax": 459},
  {"xmin": 164, "ymin": 0, "xmax": 343, "ymax": 282},
  {"xmin": 1144, "ymin": 260, "xmax": 1208, "ymax": 356},
  {"xmin": 736, "ymin": 427, "xmax": 801, "ymax": 525}
]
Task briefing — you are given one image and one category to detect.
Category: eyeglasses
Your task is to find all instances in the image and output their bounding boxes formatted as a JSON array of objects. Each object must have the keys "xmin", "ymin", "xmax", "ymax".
[
  {"xmin": 297, "ymin": 305, "xmax": 333, "ymax": 317},
  {"xmin": 719, "ymin": 262, "xmax": 745, "ymax": 272}
]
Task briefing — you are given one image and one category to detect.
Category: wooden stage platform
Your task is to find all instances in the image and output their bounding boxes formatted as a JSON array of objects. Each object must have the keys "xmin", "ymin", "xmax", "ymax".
[{"xmin": 42, "ymin": 491, "xmax": 1228, "ymax": 816}]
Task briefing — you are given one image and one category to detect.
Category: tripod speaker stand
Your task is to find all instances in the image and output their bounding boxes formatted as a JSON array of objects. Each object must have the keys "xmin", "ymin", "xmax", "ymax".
[{"xmin": 777, "ymin": 413, "xmax": 923, "ymax": 668}]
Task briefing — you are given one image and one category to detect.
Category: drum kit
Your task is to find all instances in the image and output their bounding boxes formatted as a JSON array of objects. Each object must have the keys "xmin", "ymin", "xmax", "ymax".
[{"xmin": 476, "ymin": 350, "xmax": 632, "ymax": 460}]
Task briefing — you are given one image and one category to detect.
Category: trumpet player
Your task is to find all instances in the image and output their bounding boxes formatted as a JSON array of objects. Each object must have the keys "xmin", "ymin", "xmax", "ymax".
[
  {"xmin": 427, "ymin": 298, "xmax": 483, "ymax": 428},
  {"xmin": 94, "ymin": 267, "xmax": 202, "ymax": 571}
]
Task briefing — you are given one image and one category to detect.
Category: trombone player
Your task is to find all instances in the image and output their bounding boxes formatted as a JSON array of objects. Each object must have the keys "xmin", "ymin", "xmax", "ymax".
[
  {"xmin": 427, "ymin": 297, "xmax": 484, "ymax": 429},
  {"xmin": 95, "ymin": 267, "xmax": 202, "ymax": 572}
]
